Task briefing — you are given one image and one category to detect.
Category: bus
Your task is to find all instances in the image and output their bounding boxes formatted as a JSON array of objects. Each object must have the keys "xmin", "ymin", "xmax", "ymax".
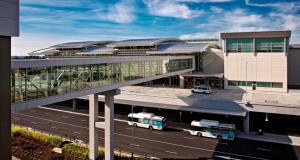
[
  {"xmin": 189, "ymin": 119, "xmax": 236, "ymax": 140},
  {"xmin": 128, "ymin": 112, "xmax": 167, "ymax": 130}
]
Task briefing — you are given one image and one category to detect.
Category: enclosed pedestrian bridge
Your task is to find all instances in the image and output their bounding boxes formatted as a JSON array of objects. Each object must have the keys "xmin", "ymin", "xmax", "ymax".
[{"xmin": 11, "ymin": 56, "xmax": 194, "ymax": 112}]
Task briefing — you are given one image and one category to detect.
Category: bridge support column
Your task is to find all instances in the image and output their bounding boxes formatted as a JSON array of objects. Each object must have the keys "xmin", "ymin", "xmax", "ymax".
[
  {"xmin": 243, "ymin": 112, "xmax": 250, "ymax": 135},
  {"xmin": 100, "ymin": 89, "xmax": 120, "ymax": 160},
  {"xmin": 89, "ymin": 94, "xmax": 99, "ymax": 160},
  {"xmin": 0, "ymin": 36, "xmax": 11, "ymax": 160},
  {"xmin": 179, "ymin": 75, "xmax": 184, "ymax": 88},
  {"xmin": 73, "ymin": 99, "xmax": 77, "ymax": 110}
]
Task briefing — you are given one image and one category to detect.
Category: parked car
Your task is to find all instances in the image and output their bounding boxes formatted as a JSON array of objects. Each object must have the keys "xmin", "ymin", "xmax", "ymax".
[{"xmin": 191, "ymin": 85, "xmax": 212, "ymax": 94}]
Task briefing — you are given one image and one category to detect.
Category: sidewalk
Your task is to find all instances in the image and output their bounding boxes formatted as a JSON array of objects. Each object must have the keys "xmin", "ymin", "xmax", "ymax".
[{"xmin": 237, "ymin": 132, "xmax": 300, "ymax": 146}]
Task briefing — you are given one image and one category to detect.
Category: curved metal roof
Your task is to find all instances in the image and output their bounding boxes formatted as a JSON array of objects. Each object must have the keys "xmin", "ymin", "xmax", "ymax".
[
  {"xmin": 147, "ymin": 43, "xmax": 219, "ymax": 54},
  {"xmin": 107, "ymin": 38, "xmax": 182, "ymax": 47},
  {"xmin": 51, "ymin": 41, "xmax": 113, "ymax": 49}
]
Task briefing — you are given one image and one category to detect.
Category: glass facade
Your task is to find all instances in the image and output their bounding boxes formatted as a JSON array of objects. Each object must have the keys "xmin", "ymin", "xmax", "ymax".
[
  {"xmin": 255, "ymin": 38, "xmax": 284, "ymax": 52},
  {"xmin": 228, "ymin": 80, "xmax": 283, "ymax": 88},
  {"xmin": 226, "ymin": 38, "xmax": 253, "ymax": 52},
  {"xmin": 11, "ymin": 58, "xmax": 193, "ymax": 103},
  {"xmin": 226, "ymin": 37, "xmax": 285, "ymax": 53}
]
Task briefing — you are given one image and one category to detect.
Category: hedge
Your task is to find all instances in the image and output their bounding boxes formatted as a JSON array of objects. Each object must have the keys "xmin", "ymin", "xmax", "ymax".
[{"xmin": 11, "ymin": 125, "xmax": 63, "ymax": 148}]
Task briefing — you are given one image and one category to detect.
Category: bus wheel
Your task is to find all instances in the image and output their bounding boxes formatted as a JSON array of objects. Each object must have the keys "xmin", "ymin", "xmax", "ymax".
[
  {"xmin": 217, "ymin": 135, "xmax": 222, "ymax": 140},
  {"xmin": 149, "ymin": 126, "xmax": 153, "ymax": 130},
  {"xmin": 197, "ymin": 132, "xmax": 202, "ymax": 137},
  {"xmin": 133, "ymin": 123, "xmax": 137, "ymax": 127}
]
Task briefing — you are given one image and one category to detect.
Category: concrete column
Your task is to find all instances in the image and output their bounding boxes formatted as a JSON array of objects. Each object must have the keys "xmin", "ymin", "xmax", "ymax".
[
  {"xmin": 72, "ymin": 99, "xmax": 77, "ymax": 110},
  {"xmin": 0, "ymin": 36, "xmax": 11, "ymax": 160},
  {"xmin": 89, "ymin": 94, "xmax": 99, "ymax": 160},
  {"xmin": 243, "ymin": 112, "xmax": 250, "ymax": 135},
  {"xmin": 179, "ymin": 75, "xmax": 184, "ymax": 88},
  {"xmin": 101, "ymin": 89, "xmax": 120, "ymax": 160},
  {"xmin": 105, "ymin": 94, "xmax": 114, "ymax": 160}
]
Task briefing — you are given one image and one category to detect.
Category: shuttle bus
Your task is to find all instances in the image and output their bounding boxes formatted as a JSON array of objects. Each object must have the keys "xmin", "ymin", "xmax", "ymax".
[
  {"xmin": 128, "ymin": 112, "xmax": 166, "ymax": 130},
  {"xmin": 189, "ymin": 119, "xmax": 236, "ymax": 140}
]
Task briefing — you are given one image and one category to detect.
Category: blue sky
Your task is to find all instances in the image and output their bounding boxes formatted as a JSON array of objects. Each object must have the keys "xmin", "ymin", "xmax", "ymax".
[{"xmin": 12, "ymin": 0, "xmax": 300, "ymax": 55}]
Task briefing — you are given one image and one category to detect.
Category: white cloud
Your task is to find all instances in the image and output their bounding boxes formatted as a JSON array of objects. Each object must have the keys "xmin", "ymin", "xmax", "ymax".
[
  {"xmin": 178, "ymin": 0, "xmax": 234, "ymax": 3},
  {"xmin": 245, "ymin": 0, "xmax": 300, "ymax": 13},
  {"xmin": 143, "ymin": 0, "xmax": 203, "ymax": 19},
  {"xmin": 180, "ymin": 32, "xmax": 218, "ymax": 39},
  {"xmin": 180, "ymin": 7, "xmax": 300, "ymax": 43},
  {"xmin": 104, "ymin": 0, "xmax": 136, "ymax": 23}
]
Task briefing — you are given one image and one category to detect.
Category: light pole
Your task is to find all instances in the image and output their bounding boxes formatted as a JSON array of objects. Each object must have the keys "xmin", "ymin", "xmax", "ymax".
[{"xmin": 245, "ymin": 61, "xmax": 251, "ymax": 106}]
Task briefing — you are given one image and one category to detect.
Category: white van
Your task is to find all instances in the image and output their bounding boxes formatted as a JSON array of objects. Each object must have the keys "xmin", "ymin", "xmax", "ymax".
[{"xmin": 191, "ymin": 85, "xmax": 212, "ymax": 94}]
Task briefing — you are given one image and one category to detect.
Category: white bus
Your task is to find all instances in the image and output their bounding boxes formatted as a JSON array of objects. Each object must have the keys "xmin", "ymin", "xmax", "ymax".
[
  {"xmin": 189, "ymin": 119, "xmax": 236, "ymax": 140},
  {"xmin": 128, "ymin": 112, "xmax": 167, "ymax": 130}
]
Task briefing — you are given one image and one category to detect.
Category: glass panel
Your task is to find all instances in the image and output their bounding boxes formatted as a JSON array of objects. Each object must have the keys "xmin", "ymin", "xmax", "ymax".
[
  {"xmin": 11, "ymin": 58, "xmax": 193, "ymax": 103},
  {"xmin": 228, "ymin": 80, "xmax": 238, "ymax": 86},
  {"xmin": 226, "ymin": 38, "xmax": 253, "ymax": 52},
  {"xmin": 255, "ymin": 38, "xmax": 284, "ymax": 52},
  {"xmin": 257, "ymin": 82, "xmax": 271, "ymax": 87},
  {"xmin": 272, "ymin": 82, "xmax": 283, "ymax": 88}
]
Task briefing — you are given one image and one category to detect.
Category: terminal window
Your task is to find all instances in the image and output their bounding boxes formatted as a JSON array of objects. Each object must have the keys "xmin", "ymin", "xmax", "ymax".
[
  {"xmin": 255, "ymin": 38, "xmax": 284, "ymax": 52},
  {"xmin": 226, "ymin": 38, "xmax": 253, "ymax": 53}
]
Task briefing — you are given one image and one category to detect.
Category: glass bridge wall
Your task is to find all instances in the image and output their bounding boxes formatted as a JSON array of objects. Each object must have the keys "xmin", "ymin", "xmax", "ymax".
[{"xmin": 11, "ymin": 58, "xmax": 193, "ymax": 103}]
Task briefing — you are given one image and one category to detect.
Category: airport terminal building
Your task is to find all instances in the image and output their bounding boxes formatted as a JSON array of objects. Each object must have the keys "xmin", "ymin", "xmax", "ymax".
[
  {"xmin": 29, "ymin": 30, "xmax": 300, "ymax": 134},
  {"xmin": 30, "ymin": 30, "xmax": 300, "ymax": 92}
]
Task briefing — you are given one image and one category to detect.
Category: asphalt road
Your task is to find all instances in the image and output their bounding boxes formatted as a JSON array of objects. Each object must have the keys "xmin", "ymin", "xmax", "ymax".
[{"xmin": 11, "ymin": 107, "xmax": 300, "ymax": 160}]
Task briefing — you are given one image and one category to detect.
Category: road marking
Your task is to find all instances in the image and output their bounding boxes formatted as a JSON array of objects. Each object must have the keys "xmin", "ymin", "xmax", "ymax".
[
  {"xmin": 38, "ymin": 106, "xmax": 127, "ymax": 123},
  {"xmin": 257, "ymin": 148, "xmax": 271, "ymax": 152},
  {"xmin": 51, "ymin": 126, "xmax": 57, "ymax": 129},
  {"xmin": 165, "ymin": 150, "xmax": 177, "ymax": 155},
  {"xmin": 214, "ymin": 155, "xmax": 242, "ymax": 160},
  {"xmin": 81, "ymin": 119, "xmax": 87, "ymax": 122},
  {"xmin": 183, "ymin": 137, "xmax": 193, "ymax": 140},
  {"xmin": 31, "ymin": 122, "xmax": 38, "ymax": 125},
  {"xmin": 152, "ymin": 132, "xmax": 163, "ymax": 135},
  {"xmin": 73, "ymin": 132, "xmax": 80, "ymax": 134},
  {"xmin": 14, "ymin": 112, "xmax": 269, "ymax": 160},
  {"xmin": 130, "ymin": 143, "xmax": 140, "ymax": 147},
  {"xmin": 14, "ymin": 117, "xmax": 20, "ymax": 120}
]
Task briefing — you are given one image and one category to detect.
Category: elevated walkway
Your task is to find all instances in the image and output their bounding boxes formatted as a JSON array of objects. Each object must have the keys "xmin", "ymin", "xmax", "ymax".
[{"xmin": 11, "ymin": 56, "xmax": 194, "ymax": 112}]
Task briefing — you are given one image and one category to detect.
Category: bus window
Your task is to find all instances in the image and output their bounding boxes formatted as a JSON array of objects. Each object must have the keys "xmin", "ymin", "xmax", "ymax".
[
  {"xmin": 154, "ymin": 121, "xmax": 162, "ymax": 126},
  {"xmin": 191, "ymin": 126, "xmax": 205, "ymax": 131},
  {"xmin": 143, "ymin": 119, "xmax": 149, "ymax": 124},
  {"xmin": 128, "ymin": 117, "xmax": 139, "ymax": 122}
]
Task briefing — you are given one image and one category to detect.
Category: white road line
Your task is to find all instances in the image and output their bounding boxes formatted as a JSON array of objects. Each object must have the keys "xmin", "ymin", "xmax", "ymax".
[
  {"xmin": 152, "ymin": 132, "xmax": 163, "ymax": 135},
  {"xmin": 81, "ymin": 119, "xmax": 87, "ymax": 122},
  {"xmin": 130, "ymin": 143, "xmax": 140, "ymax": 147},
  {"xmin": 257, "ymin": 148, "xmax": 271, "ymax": 152},
  {"xmin": 51, "ymin": 126, "xmax": 57, "ymax": 129},
  {"xmin": 73, "ymin": 132, "xmax": 80, "ymax": 134},
  {"xmin": 165, "ymin": 150, "xmax": 177, "ymax": 155},
  {"xmin": 38, "ymin": 106, "xmax": 127, "ymax": 123},
  {"xmin": 31, "ymin": 122, "xmax": 38, "ymax": 125},
  {"xmin": 214, "ymin": 155, "xmax": 242, "ymax": 160},
  {"xmin": 183, "ymin": 137, "xmax": 193, "ymax": 140},
  {"xmin": 14, "ymin": 112, "xmax": 269, "ymax": 160}
]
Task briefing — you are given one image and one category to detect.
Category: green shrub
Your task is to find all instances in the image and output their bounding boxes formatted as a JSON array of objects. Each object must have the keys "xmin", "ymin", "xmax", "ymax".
[
  {"xmin": 11, "ymin": 126, "xmax": 63, "ymax": 148},
  {"xmin": 48, "ymin": 136, "xmax": 63, "ymax": 148},
  {"xmin": 62, "ymin": 144, "xmax": 89, "ymax": 158}
]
